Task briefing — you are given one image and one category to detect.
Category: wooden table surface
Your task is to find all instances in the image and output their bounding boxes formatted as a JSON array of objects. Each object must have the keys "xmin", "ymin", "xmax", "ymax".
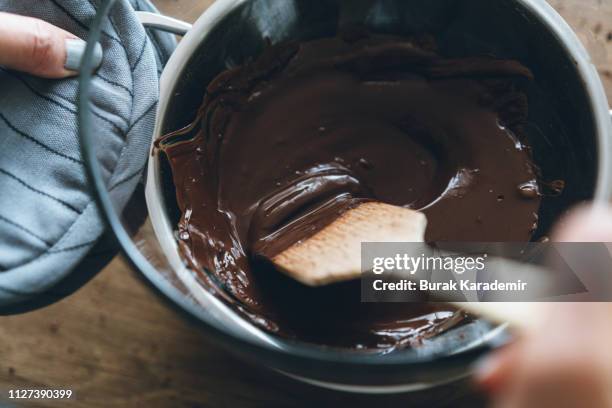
[{"xmin": 1, "ymin": 1, "xmax": 610, "ymax": 407}]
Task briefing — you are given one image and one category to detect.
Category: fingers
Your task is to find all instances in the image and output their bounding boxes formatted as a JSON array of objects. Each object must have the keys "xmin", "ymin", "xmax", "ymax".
[
  {"xmin": 475, "ymin": 205, "xmax": 612, "ymax": 407},
  {"xmin": 477, "ymin": 304, "xmax": 612, "ymax": 408},
  {"xmin": 0, "ymin": 12, "xmax": 102, "ymax": 78},
  {"xmin": 554, "ymin": 204, "xmax": 612, "ymax": 242}
]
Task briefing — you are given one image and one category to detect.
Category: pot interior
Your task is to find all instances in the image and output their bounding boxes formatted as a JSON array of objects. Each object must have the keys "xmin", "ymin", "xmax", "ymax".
[
  {"xmin": 161, "ymin": 0, "xmax": 598, "ymax": 234},
  {"xmin": 152, "ymin": 0, "xmax": 600, "ymax": 381}
]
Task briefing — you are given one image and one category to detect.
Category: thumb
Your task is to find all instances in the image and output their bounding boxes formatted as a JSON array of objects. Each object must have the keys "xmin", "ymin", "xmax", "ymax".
[
  {"xmin": 0, "ymin": 12, "xmax": 102, "ymax": 78},
  {"xmin": 553, "ymin": 204, "xmax": 612, "ymax": 242},
  {"xmin": 474, "ymin": 204, "xmax": 612, "ymax": 394}
]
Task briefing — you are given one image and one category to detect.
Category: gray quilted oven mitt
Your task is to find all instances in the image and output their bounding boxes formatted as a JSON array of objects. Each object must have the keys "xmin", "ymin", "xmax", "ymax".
[{"xmin": 0, "ymin": 0, "xmax": 175, "ymax": 306}]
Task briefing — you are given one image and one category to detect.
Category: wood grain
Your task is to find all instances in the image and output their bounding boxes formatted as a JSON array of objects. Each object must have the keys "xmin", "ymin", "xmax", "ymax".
[
  {"xmin": 0, "ymin": 256, "xmax": 485, "ymax": 408},
  {"xmin": 1, "ymin": 1, "xmax": 610, "ymax": 407}
]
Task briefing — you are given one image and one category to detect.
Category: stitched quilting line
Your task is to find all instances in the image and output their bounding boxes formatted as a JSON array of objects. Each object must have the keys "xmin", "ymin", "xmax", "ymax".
[
  {"xmin": 49, "ymin": 0, "xmax": 136, "ymax": 111},
  {"xmin": 0, "ymin": 198, "xmax": 98, "ymax": 274},
  {"xmin": 0, "ymin": 67, "xmax": 128, "ymax": 132},
  {"xmin": 147, "ymin": 33, "xmax": 163, "ymax": 61},
  {"xmin": 106, "ymin": 98, "xmax": 156, "ymax": 188},
  {"xmin": 66, "ymin": 0, "xmax": 149, "ymax": 215},
  {"xmin": 103, "ymin": 42, "xmax": 137, "ymax": 167},
  {"xmin": 50, "ymin": 240, "xmax": 99, "ymax": 253},
  {"xmin": 131, "ymin": 37, "xmax": 149, "ymax": 71},
  {"xmin": 103, "ymin": 2, "xmax": 157, "ymax": 187},
  {"xmin": 0, "ymin": 152, "xmax": 145, "ymax": 274},
  {"xmin": 0, "ymin": 214, "xmax": 51, "ymax": 247},
  {"xmin": 109, "ymin": 163, "xmax": 146, "ymax": 190},
  {"xmin": 106, "ymin": 8, "xmax": 132, "ymax": 63},
  {"xmin": 86, "ymin": 0, "xmax": 133, "ymax": 69},
  {"xmin": 0, "ymin": 112, "xmax": 83, "ymax": 165},
  {"xmin": 0, "ymin": 168, "xmax": 81, "ymax": 214},
  {"xmin": 146, "ymin": 28, "xmax": 165, "ymax": 62},
  {"xmin": 87, "ymin": 0, "xmax": 136, "ymax": 142},
  {"xmin": 0, "ymin": 67, "xmax": 131, "ymax": 126},
  {"xmin": 0, "ymin": 240, "xmax": 98, "ymax": 275},
  {"xmin": 103, "ymin": 3, "xmax": 150, "ymax": 80},
  {"xmin": 0, "ymin": 1, "xmax": 160, "ymax": 276},
  {"xmin": 125, "ymin": 100, "xmax": 157, "ymax": 135},
  {"xmin": 96, "ymin": 73, "xmax": 134, "ymax": 97},
  {"xmin": 33, "ymin": 1, "xmax": 135, "ymax": 100},
  {"xmin": 48, "ymin": 0, "xmax": 122, "ymax": 43}
]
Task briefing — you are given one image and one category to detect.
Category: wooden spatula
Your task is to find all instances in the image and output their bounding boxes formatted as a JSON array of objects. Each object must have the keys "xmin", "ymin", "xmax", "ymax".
[
  {"xmin": 267, "ymin": 201, "xmax": 542, "ymax": 330},
  {"xmin": 270, "ymin": 201, "xmax": 427, "ymax": 287}
]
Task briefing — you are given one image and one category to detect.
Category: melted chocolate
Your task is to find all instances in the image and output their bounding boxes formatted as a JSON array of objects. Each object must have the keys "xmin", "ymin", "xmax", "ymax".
[{"xmin": 157, "ymin": 34, "xmax": 540, "ymax": 350}]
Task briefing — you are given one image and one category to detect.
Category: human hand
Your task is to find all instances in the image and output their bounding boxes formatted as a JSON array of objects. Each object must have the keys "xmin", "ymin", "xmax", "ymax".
[
  {"xmin": 475, "ymin": 206, "xmax": 612, "ymax": 408},
  {"xmin": 0, "ymin": 12, "xmax": 102, "ymax": 78}
]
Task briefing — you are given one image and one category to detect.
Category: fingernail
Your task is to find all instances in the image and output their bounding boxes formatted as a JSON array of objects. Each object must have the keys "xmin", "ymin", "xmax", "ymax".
[{"xmin": 65, "ymin": 39, "xmax": 103, "ymax": 72}]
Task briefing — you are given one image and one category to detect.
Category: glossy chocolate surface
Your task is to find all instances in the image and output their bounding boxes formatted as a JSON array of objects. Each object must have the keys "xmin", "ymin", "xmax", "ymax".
[{"xmin": 157, "ymin": 34, "xmax": 540, "ymax": 350}]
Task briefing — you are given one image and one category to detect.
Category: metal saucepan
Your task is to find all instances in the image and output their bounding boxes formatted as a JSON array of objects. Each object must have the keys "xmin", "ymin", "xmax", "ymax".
[{"xmin": 81, "ymin": 0, "xmax": 612, "ymax": 394}]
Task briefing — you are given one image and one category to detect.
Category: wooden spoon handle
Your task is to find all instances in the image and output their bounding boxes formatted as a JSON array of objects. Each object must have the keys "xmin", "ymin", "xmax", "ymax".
[{"xmin": 453, "ymin": 302, "xmax": 539, "ymax": 331}]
